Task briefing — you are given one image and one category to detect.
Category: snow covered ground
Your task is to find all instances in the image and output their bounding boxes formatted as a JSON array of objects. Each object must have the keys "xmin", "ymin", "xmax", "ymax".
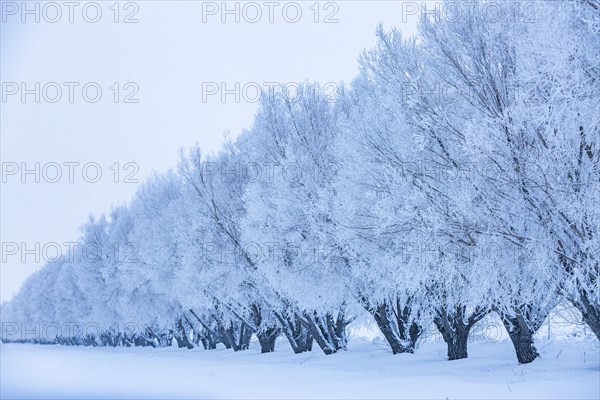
[{"xmin": 1, "ymin": 335, "xmax": 598, "ymax": 399}]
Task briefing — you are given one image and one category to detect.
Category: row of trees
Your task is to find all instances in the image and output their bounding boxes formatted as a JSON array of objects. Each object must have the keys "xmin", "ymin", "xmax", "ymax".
[{"xmin": 2, "ymin": 1, "xmax": 598, "ymax": 364}]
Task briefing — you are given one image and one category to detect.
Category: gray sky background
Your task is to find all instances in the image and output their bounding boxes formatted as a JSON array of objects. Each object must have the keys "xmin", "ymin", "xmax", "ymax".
[{"xmin": 1, "ymin": 1, "xmax": 421, "ymax": 302}]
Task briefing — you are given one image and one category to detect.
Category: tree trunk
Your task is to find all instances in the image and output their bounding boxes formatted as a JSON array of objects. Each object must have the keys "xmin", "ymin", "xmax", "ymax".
[
  {"xmin": 498, "ymin": 304, "xmax": 548, "ymax": 364},
  {"xmin": 205, "ymin": 336, "xmax": 218, "ymax": 349},
  {"xmin": 177, "ymin": 319, "xmax": 195, "ymax": 349},
  {"xmin": 187, "ymin": 310, "xmax": 224, "ymax": 349},
  {"xmin": 302, "ymin": 311, "xmax": 349, "ymax": 355},
  {"xmin": 434, "ymin": 305, "xmax": 488, "ymax": 361},
  {"xmin": 306, "ymin": 334, "xmax": 314, "ymax": 351},
  {"xmin": 222, "ymin": 321, "xmax": 253, "ymax": 351},
  {"xmin": 503, "ymin": 320, "xmax": 539, "ymax": 364},
  {"xmin": 237, "ymin": 322, "xmax": 253, "ymax": 351},
  {"xmin": 560, "ymin": 244, "xmax": 600, "ymax": 341},
  {"xmin": 223, "ymin": 325, "xmax": 236, "ymax": 349},
  {"xmin": 251, "ymin": 304, "xmax": 278, "ymax": 353},
  {"xmin": 571, "ymin": 291, "xmax": 600, "ymax": 342},
  {"xmin": 365, "ymin": 297, "xmax": 422, "ymax": 354},
  {"xmin": 446, "ymin": 331, "xmax": 469, "ymax": 360},
  {"xmin": 256, "ymin": 328, "xmax": 279, "ymax": 353},
  {"xmin": 275, "ymin": 313, "xmax": 313, "ymax": 354}
]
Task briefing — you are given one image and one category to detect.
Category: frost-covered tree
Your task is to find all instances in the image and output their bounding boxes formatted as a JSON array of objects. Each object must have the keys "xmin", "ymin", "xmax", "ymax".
[
  {"xmin": 179, "ymin": 138, "xmax": 282, "ymax": 353},
  {"xmin": 336, "ymin": 24, "xmax": 494, "ymax": 360},
  {"xmin": 414, "ymin": 0, "xmax": 599, "ymax": 351},
  {"xmin": 241, "ymin": 84, "xmax": 353, "ymax": 355}
]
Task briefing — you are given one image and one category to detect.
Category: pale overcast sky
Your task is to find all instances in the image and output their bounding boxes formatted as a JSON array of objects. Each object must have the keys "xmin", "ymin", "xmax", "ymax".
[{"xmin": 1, "ymin": 1, "xmax": 421, "ymax": 302}]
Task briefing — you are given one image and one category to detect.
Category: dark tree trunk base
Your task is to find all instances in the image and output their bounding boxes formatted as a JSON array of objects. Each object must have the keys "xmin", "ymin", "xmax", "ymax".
[
  {"xmin": 368, "ymin": 299, "xmax": 422, "ymax": 354},
  {"xmin": 500, "ymin": 313, "xmax": 540, "ymax": 364},
  {"xmin": 302, "ymin": 312, "xmax": 348, "ymax": 355},
  {"xmin": 275, "ymin": 313, "xmax": 313, "ymax": 354},
  {"xmin": 257, "ymin": 328, "xmax": 280, "ymax": 353},
  {"xmin": 447, "ymin": 334, "xmax": 469, "ymax": 361},
  {"xmin": 434, "ymin": 305, "xmax": 488, "ymax": 361},
  {"xmin": 572, "ymin": 293, "xmax": 600, "ymax": 342}
]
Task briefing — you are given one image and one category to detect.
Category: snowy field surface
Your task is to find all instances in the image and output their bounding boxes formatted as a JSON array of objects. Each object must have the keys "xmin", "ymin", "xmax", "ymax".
[{"xmin": 1, "ymin": 337, "xmax": 598, "ymax": 399}]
